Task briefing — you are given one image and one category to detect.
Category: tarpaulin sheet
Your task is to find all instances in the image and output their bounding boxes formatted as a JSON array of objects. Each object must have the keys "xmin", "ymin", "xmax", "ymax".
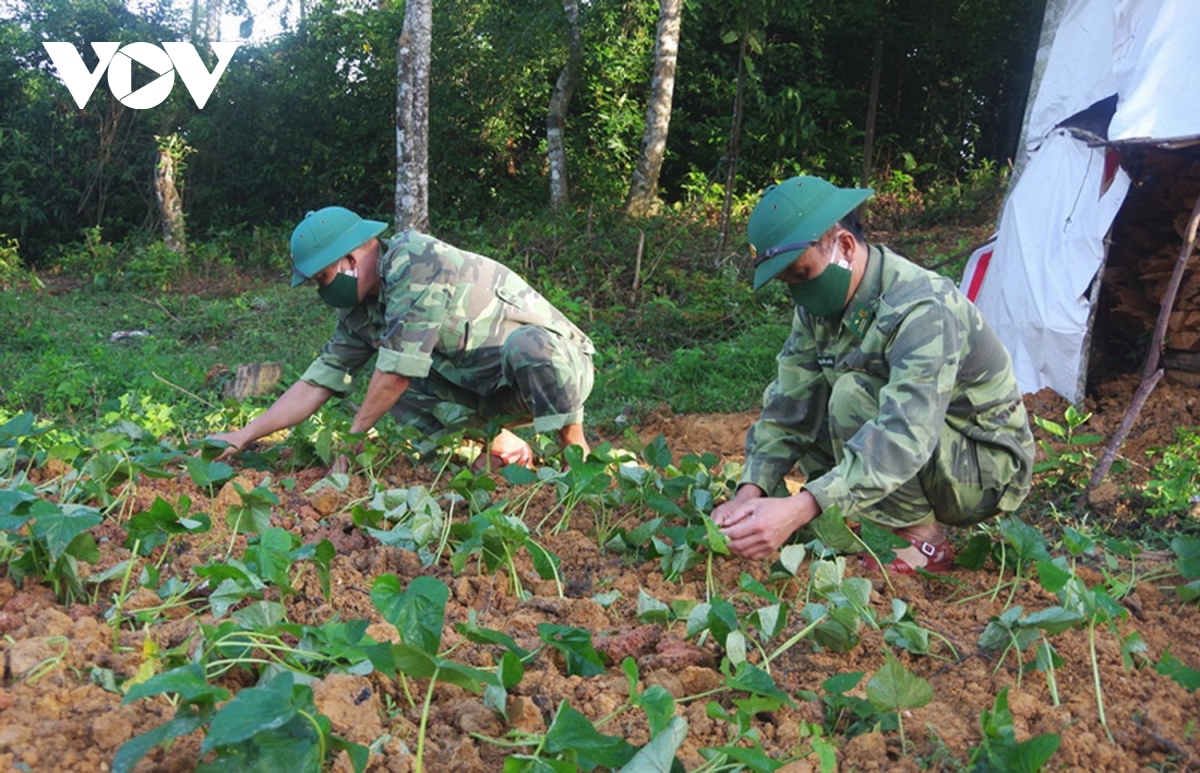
[
  {"xmin": 963, "ymin": 130, "xmax": 1130, "ymax": 398},
  {"xmin": 1025, "ymin": 0, "xmax": 1200, "ymax": 145}
]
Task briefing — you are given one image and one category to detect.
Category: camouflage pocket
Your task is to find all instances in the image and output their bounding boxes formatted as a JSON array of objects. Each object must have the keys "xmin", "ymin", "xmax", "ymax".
[{"xmin": 438, "ymin": 316, "xmax": 471, "ymax": 357}]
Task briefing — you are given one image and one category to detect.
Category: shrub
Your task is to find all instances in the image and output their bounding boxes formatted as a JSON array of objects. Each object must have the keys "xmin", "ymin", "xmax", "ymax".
[
  {"xmin": 0, "ymin": 234, "xmax": 40, "ymax": 291},
  {"xmin": 1144, "ymin": 427, "xmax": 1200, "ymax": 517}
]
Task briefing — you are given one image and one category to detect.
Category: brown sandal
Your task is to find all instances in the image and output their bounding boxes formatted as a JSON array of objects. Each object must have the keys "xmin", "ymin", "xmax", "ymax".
[{"xmin": 859, "ymin": 533, "xmax": 954, "ymax": 575}]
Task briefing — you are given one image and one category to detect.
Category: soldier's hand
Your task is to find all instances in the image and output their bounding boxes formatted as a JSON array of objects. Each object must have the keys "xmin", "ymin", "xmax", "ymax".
[
  {"xmin": 205, "ymin": 432, "xmax": 245, "ymax": 462},
  {"xmin": 718, "ymin": 491, "xmax": 820, "ymax": 560},
  {"xmin": 329, "ymin": 454, "xmax": 351, "ymax": 476},
  {"xmin": 481, "ymin": 429, "xmax": 535, "ymax": 470},
  {"xmin": 329, "ymin": 440, "xmax": 365, "ymax": 476},
  {"xmin": 711, "ymin": 484, "xmax": 765, "ymax": 528}
]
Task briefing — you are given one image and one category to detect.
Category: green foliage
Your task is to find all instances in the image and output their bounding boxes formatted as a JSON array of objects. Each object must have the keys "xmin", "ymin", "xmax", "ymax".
[
  {"xmin": 1156, "ymin": 647, "xmax": 1200, "ymax": 692},
  {"xmin": 452, "ymin": 506, "xmax": 563, "ymax": 600},
  {"xmin": 505, "ymin": 701, "xmax": 639, "ymax": 772},
  {"xmin": 5, "ymin": 0, "xmax": 1044, "ymax": 256},
  {"xmin": 0, "ymin": 278, "xmax": 329, "ymax": 425},
  {"xmin": 0, "ymin": 0, "xmax": 191, "ymax": 254},
  {"xmin": 195, "ymin": 525, "xmax": 331, "ymax": 618},
  {"xmin": 126, "ymin": 242, "xmax": 188, "ymax": 291},
  {"xmin": 865, "ymin": 155, "xmax": 933, "ymax": 231},
  {"xmin": 537, "ymin": 624, "xmax": 607, "ymax": 678},
  {"xmin": 865, "ymin": 651, "xmax": 933, "ymax": 751},
  {"xmin": 0, "ymin": 234, "xmax": 38, "ymax": 290},
  {"xmin": 1032, "ymin": 405, "xmax": 1104, "ymax": 495},
  {"xmin": 115, "ymin": 667, "xmax": 368, "ymax": 773},
  {"xmin": 966, "ymin": 688, "xmax": 1060, "ymax": 772},
  {"xmin": 798, "ymin": 672, "xmax": 898, "ymax": 741},
  {"xmin": 1144, "ymin": 427, "xmax": 1200, "ymax": 517},
  {"xmin": 977, "ymin": 604, "xmax": 1083, "ymax": 677},
  {"xmin": 124, "ymin": 494, "xmax": 211, "ymax": 557},
  {"xmin": 368, "ymin": 574, "xmax": 502, "ymax": 772},
  {"xmin": 1172, "ymin": 535, "xmax": 1200, "ymax": 603},
  {"xmin": 0, "ymin": 485, "xmax": 102, "ymax": 603}
]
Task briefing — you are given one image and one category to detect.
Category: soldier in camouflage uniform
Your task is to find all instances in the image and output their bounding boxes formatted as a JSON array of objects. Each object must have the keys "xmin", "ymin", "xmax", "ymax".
[
  {"xmin": 211, "ymin": 207, "xmax": 595, "ymax": 467},
  {"xmin": 712, "ymin": 177, "xmax": 1034, "ymax": 572}
]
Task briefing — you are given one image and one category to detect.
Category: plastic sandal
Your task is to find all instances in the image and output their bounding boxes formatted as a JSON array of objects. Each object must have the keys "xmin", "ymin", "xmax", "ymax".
[{"xmin": 859, "ymin": 532, "xmax": 954, "ymax": 575}]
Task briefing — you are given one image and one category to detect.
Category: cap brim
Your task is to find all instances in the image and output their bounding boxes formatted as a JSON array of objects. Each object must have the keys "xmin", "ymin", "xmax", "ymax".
[
  {"xmin": 291, "ymin": 218, "xmax": 388, "ymax": 287},
  {"xmin": 751, "ymin": 187, "xmax": 872, "ymax": 289}
]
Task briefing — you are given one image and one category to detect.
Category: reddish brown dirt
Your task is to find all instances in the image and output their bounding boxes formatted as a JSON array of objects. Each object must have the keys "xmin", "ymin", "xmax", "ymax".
[{"xmin": 2, "ymin": 378, "xmax": 1200, "ymax": 771}]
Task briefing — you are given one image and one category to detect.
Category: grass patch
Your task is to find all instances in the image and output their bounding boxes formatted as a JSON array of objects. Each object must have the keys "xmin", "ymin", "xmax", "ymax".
[
  {"xmin": 1, "ymin": 207, "xmax": 799, "ymax": 442},
  {"xmin": 0, "ymin": 280, "xmax": 330, "ymax": 426},
  {"xmin": 587, "ymin": 323, "xmax": 790, "ymax": 433}
]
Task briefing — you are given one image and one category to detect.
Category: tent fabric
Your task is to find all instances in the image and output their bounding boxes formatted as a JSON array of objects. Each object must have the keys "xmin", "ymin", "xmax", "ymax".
[
  {"xmin": 1108, "ymin": 0, "xmax": 1200, "ymax": 142},
  {"xmin": 968, "ymin": 0, "xmax": 1192, "ymax": 401},
  {"xmin": 961, "ymin": 243, "xmax": 995, "ymax": 303},
  {"xmin": 1024, "ymin": 0, "xmax": 1116, "ymax": 143},
  {"xmin": 963, "ymin": 130, "xmax": 1130, "ymax": 400},
  {"xmin": 1024, "ymin": 0, "xmax": 1200, "ymax": 146}
]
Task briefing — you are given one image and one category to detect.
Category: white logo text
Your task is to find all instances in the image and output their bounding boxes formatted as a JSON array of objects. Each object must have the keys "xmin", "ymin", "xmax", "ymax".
[{"xmin": 42, "ymin": 41, "xmax": 240, "ymax": 109}]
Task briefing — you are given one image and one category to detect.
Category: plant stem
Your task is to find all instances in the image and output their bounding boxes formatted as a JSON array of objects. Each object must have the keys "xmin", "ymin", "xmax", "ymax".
[
  {"xmin": 990, "ymin": 543, "xmax": 1008, "ymax": 603},
  {"xmin": 1040, "ymin": 636, "xmax": 1060, "ymax": 707},
  {"xmin": 505, "ymin": 548, "xmax": 525, "ymax": 601},
  {"xmin": 765, "ymin": 615, "xmax": 824, "ymax": 664},
  {"xmin": 109, "ymin": 541, "xmax": 140, "ymax": 649},
  {"xmin": 1003, "ymin": 567, "xmax": 1022, "ymax": 610},
  {"xmin": 850, "ymin": 531, "xmax": 895, "ymax": 596},
  {"xmin": 297, "ymin": 708, "xmax": 326, "ymax": 764},
  {"xmin": 415, "ymin": 668, "xmax": 440, "ymax": 773},
  {"xmin": 432, "ymin": 496, "xmax": 456, "ymax": 566},
  {"xmin": 1089, "ymin": 621, "xmax": 1115, "ymax": 743}
]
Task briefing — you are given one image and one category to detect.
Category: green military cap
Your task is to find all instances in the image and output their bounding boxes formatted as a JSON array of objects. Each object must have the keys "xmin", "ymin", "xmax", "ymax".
[
  {"xmin": 290, "ymin": 206, "xmax": 388, "ymax": 287},
  {"xmin": 747, "ymin": 176, "xmax": 873, "ymax": 289}
]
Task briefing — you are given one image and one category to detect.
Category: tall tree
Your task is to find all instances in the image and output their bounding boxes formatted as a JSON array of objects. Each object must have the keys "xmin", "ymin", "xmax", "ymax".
[
  {"xmin": 860, "ymin": 0, "xmax": 885, "ymax": 187},
  {"xmin": 395, "ymin": 0, "xmax": 432, "ymax": 232},
  {"xmin": 190, "ymin": 0, "xmax": 223, "ymax": 42},
  {"xmin": 715, "ymin": 2, "xmax": 763, "ymax": 257},
  {"xmin": 625, "ymin": 0, "xmax": 682, "ymax": 217},
  {"xmin": 547, "ymin": 0, "xmax": 583, "ymax": 209},
  {"xmin": 154, "ymin": 134, "xmax": 191, "ymax": 254}
]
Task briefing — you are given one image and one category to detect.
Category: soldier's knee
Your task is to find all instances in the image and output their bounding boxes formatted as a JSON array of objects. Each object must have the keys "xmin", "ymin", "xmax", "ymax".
[{"xmin": 501, "ymin": 326, "xmax": 554, "ymax": 370}]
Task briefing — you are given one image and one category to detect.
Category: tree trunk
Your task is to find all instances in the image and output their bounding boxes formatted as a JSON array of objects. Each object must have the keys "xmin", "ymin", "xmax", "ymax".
[
  {"xmin": 154, "ymin": 144, "xmax": 186, "ymax": 254},
  {"xmin": 548, "ymin": 0, "xmax": 583, "ymax": 209},
  {"xmin": 625, "ymin": 0, "xmax": 682, "ymax": 218},
  {"xmin": 395, "ymin": 0, "xmax": 431, "ymax": 233},
  {"xmin": 716, "ymin": 13, "xmax": 749, "ymax": 259},
  {"xmin": 860, "ymin": 12, "xmax": 884, "ymax": 188},
  {"xmin": 205, "ymin": 0, "xmax": 223, "ymax": 41}
]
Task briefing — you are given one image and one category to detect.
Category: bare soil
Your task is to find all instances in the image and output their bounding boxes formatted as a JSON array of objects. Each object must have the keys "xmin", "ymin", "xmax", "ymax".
[{"xmin": 2, "ymin": 376, "xmax": 1200, "ymax": 771}]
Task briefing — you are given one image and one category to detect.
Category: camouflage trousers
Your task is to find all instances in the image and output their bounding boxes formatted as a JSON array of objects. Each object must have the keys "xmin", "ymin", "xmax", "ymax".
[
  {"xmin": 799, "ymin": 371, "xmax": 1021, "ymax": 529},
  {"xmin": 389, "ymin": 325, "xmax": 594, "ymax": 436}
]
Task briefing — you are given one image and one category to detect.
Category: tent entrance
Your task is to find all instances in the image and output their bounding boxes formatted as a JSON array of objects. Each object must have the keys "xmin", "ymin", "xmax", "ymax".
[{"xmin": 1089, "ymin": 144, "xmax": 1200, "ymax": 392}]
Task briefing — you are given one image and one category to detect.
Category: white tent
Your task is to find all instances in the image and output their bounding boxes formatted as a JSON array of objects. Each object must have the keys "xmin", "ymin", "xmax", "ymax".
[{"xmin": 959, "ymin": 0, "xmax": 1200, "ymax": 403}]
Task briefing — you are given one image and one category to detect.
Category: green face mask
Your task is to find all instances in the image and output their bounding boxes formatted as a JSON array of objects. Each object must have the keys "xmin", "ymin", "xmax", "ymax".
[
  {"xmin": 318, "ymin": 271, "xmax": 360, "ymax": 308},
  {"xmin": 787, "ymin": 256, "xmax": 852, "ymax": 319}
]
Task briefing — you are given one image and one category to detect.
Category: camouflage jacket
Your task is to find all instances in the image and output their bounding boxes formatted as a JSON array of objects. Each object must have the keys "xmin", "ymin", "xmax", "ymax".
[
  {"xmin": 741, "ymin": 244, "xmax": 1034, "ymax": 518},
  {"xmin": 300, "ymin": 232, "xmax": 594, "ymax": 397}
]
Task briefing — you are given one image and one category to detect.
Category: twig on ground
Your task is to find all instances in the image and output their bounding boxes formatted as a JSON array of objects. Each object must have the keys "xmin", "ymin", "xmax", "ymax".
[
  {"xmin": 151, "ymin": 371, "xmax": 217, "ymax": 408},
  {"xmin": 132, "ymin": 293, "xmax": 183, "ymax": 324}
]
